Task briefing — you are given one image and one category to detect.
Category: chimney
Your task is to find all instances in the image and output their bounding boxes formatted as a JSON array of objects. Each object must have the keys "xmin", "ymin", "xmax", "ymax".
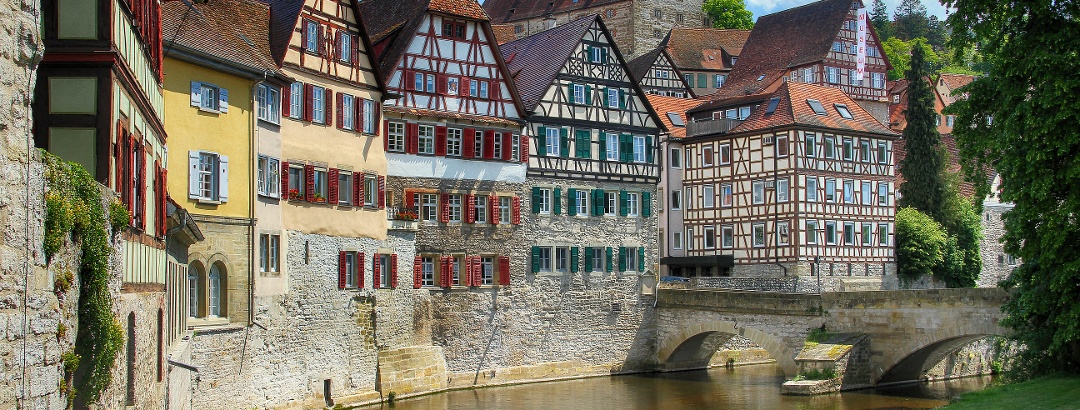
[{"xmin": 544, "ymin": 15, "xmax": 557, "ymax": 30}]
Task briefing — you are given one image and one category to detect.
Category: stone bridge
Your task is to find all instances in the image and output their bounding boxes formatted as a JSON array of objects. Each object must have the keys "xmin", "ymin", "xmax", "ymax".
[{"xmin": 654, "ymin": 287, "xmax": 1007, "ymax": 385}]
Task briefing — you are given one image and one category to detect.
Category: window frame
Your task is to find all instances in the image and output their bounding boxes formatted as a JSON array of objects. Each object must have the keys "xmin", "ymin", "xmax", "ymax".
[
  {"xmin": 447, "ymin": 128, "xmax": 463, "ymax": 156},
  {"xmin": 257, "ymin": 84, "xmax": 280, "ymax": 124},
  {"xmin": 806, "ymin": 220, "xmax": 819, "ymax": 245},
  {"xmin": 703, "ymin": 225, "xmax": 716, "ymax": 249},
  {"xmin": 337, "ymin": 171, "xmax": 352, "ymax": 206},
  {"xmin": 703, "ymin": 185, "xmax": 715, "ymax": 208},
  {"xmin": 259, "ymin": 233, "xmax": 280, "ymax": 273},
  {"xmin": 256, "ymin": 155, "xmax": 280, "ymax": 199},
  {"xmin": 752, "ymin": 223, "xmax": 766, "ymax": 248},
  {"xmin": 753, "ymin": 180, "xmax": 765, "ymax": 205},
  {"xmin": 806, "ymin": 177, "xmax": 818, "ymax": 202},
  {"xmin": 418, "ymin": 125, "xmax": 435, "ymax": 154},
  {"xmin": 387, "ymin": 122, "xmax": 405, "ymax": 152},
  {"xmin": 719, "ymin": 144, "xmax": 731, "ymax": 165}
]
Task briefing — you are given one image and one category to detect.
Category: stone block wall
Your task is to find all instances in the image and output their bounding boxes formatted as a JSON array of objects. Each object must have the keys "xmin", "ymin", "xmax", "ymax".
[
  {"xmin": 104, "ymin": 291, "xmax": 169, "ymax": 409},
  {"xmin": 630, "ymin": 0, "xmax": 707, "ymax": 58},
  {"xmin": 186, "ymin": 216, "xmax": 253, "ymax": 325},
  {"xmin": 978, "ymin": 203, "xmax": 1014, "ymax": 288}
]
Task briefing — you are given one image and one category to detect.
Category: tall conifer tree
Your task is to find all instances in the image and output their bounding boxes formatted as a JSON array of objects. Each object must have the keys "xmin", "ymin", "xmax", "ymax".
[{"xmin": 898, "ymin": 43, "xmax": 947, "ymax": 222}]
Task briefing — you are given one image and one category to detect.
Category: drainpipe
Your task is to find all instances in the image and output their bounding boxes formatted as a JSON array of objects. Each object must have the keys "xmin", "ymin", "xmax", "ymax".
[{"xmin": 248, "ymin": 75, "xmax": 263, "ymax": 326}]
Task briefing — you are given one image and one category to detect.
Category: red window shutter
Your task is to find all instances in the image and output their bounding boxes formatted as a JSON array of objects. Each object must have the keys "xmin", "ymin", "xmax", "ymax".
[
  {"xmin": 372, "ymin": 253, "xmax": 381, "ymax": 288},
  {"xmin": 336, "ymin": 93, "xmax": 344, "ymax": 129},
  {"xmin": 439, "ymin": 193, "xmax": 450, "ymax": 223},
  {"xmin": 351, "ymin": 33, "xmax": 359, "ymax": 66},
  {"xmin": 435, "ymin": 126, "xmax": 448, "ymax": 156},
  {"xmin": 484, "ymin": 130, "xmax": 496, "ymax": 159},
  {"xmin": 356, "ymin": 97, "xmax": 365, "ymax": 132},
  {"xmin": 406, "ymin": 123, "xmax": 420, "ymax": 154},
  {"xmin": 413, "ymin": 256, "xmax": 423, "ymax": 289},
  {"xmin": 318, "ymin": 24, "xmax": 326, "ymax": 56},
  {"xmin": 472, "ymin": 257, "xmax": 482, "ymax": 286},
  {"xmin": 325, "ymin": 89, "xmax": 334, "ymax": 127},
  {"xmin": 304, "ymin": 164, "xmax": 315, "ymax": 202},
  {"xmin": 373, "ymin": 103, "xmax": 381, "ymax": 132},
  {"xmin": 390, "ymin": 254, "xmax": 399, "ymax": 288},
  {"xmin": 464, "ymin": 256, "xmax": 474, "ymax": 287},
  {"xmin": 437, "ymin": 75, "xmax": 448, "ymax": 95},
  {"xmin": 490, "ymin": 195, "xmax": 499, "ymax": 224},
  {"xmin": 383, "ymin": 119, "xmax": 390, "ymax": 150},
  {"xmin": 512, "ymin": 196, "xmax": 521, "ymax": 224},
  {"xmin": 338, "ymin": 251, "xmax": 347, "ymax": 289},
  {"xmin": 304, "ymin": 84, "xmax": 314, "ymax": 122},
  {"xmin": 138, "ymin": 146, "xmax": 146, "ymax": 231},
  {"xmin": 328, "ymin": 168, "xmax": 339, "ymax": 204},
  {"xmin": 333, "ymin": 30, "xmax": 341, "ymax": 61},
  {"xmin": 377, "ymin": 175, "xmax": 386, "ymax": 209},
  {"xmin": 498, "ymin": 256, "xmax": 511, "ymax": 286},
  {"xmin": 159, "ymin": 167, "xmax": 168, "ymax": 236},
  {"xmin": 440, "ymin": 256, "xmax": 451, "ymax": 287},
  {"xmin": 403, "ymin": 70, "xmax": 412, "ymax": 91},
  {"xmin": 460, "ymin": 78, "xmax": 470, "ymax": 96},
  {"xmin": 354, "ymin": 172, "xmax": 364, "ymax": 206},
  {"xmin": 502, "ymin": 133, "xmax": 513, "ymax": 161},
  {"xmin": 464, "ymin": 194, "xmax": 475, "ymax": 223},
  {"xmin": 463, "ymin": 128, "xmax": 475, "ymax": 158},
  {"xmin": 282, "ymin": 85, "xmax": 291, "ymax": 118},
  {"xmin": 520, "ymin": 134, "xmax": 530, "ymax": 163},
  {"xmin": 301, "ymin": 20, "xmax": 309, "ymax": 52},
  {"xmin": 114, "ymin": 125, "xmax": 125, "ymax": 195},
  {"xmin": 406, "ymin": 191, "xmax": 415, "ymax": 209},
  {"xmin": 280, "ymin": 161, "xmax": 290, "ymax": 201},
  {"xmin": 358, "ymin": 253, "xmax": 366, "ymax": 288}
]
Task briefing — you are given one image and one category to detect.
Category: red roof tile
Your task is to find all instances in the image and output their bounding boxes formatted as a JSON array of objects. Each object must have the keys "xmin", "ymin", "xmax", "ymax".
[
  {"xmin": 646, "ymin": 94, "xmax": 705, "ymax": 139},
  {"xmin": 163, "ymin": 0, "xmax": 287, "ymax": 79},
  {"xmin": 490, "ymin": 24, "xmax": 518, "ymax": 44},
  {"xmin": 665, "ymin": 28, "xmax": 750, "ymax": 71},
  {"xmin": 730, "ymin": 82, "xmax": 897, "ymax": 137},
  {"xmin": 383, "ymin": 106, "xmax": 523, "ymax": 127},
  {"xmin": 482, "ymin": 0, "xmax": 628, "ymax": 23},
  {"xmin": 939, "ymin": 73, "xmax": 975, "ymax": 92}
]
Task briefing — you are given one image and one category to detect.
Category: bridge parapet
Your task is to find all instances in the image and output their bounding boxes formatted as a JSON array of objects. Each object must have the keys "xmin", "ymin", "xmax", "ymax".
[{"xmin": 656, "ymin": 288, "xmax": 822, "ymax": 316}]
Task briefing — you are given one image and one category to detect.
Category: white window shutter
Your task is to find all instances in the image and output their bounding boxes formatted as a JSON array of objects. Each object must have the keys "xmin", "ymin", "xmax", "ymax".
[
  {"xmin": 219, "ymin": 88, "xmax": 229, "ymax": 113},
  {"xmin": 190, "ymin": 82, "xmax": 201, "ymax": 107},
  {"xmin": 218, "ymin": 155, "xmax": 229, "ymax": 202},
  {"xmin": 188, "ymin": 150, "xmax": 200, "ymax": 199}
]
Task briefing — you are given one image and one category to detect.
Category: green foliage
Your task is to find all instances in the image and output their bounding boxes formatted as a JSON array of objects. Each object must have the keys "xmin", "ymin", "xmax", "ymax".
[
  {"xmin": 806, "ymin": 325, "xmax": 832, "ymax": 343},
  {"xmin": 792, "ymin": 367, "xmax": 837, "ymax": 381},
  {"xmin": 387, "ymin": 390, "xmax": 397, "ymax": 404},
  {"xmin": 896, "ymin": 207, "xmax": 947, "ymax": 279},
  {"xmin": 43, "ymin": 152, "xmax": 124, "ymax": 407},
  {"xmin": 869, "ymin": 0, "xmax": 891, "ymax": 39},
  {"xmin": 54, "ymin": 269, "xmax": 74, "ymax": 294},
  {"xmin": 892, "ymin": 0, "xmax": 930, "ymax": 41},
  {"xmin": 702, "ymin": 0, "xmax": 754, "ymax": 30},
  {"xmin": 109, "ymin": 200, "xmax": 129, "ymax": 235},
  {"xmin": 945, "ymin": 0, "xmax": 1080, "ymax": 374},
  {"xmin": 937, "ymin": 185, "xmax": 983, "ymax": 287},
  {"xmin": 44, "ymin": 191, "xmax": 74, "ymax": 261},
  {"xmin": 882, "ymin": 37, "xmax": 942, "ymax": 81},
  {"xmin": 940, "ymin": 374, "xmax": 1080, "ymax": 409},
  {"xmin": 898, "ymin": 43, "xmax": 949, "ymax": 222}
]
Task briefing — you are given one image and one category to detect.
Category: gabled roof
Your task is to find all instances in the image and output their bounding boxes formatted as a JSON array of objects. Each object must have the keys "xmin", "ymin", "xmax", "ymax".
[
  {"xmin": 482, "ymin": 0, "xmax": 627, "ymax": 23},
  {"xmin": 665, "ymin": 28, "xmax": 750, "ymax": 71},
  {"xmin": 728, "ymin": 81, "xmax": 897, "ymax": 137},
  {"xmin": 938, "ymin": 73, "xmax": 975, "ymax": 92},
  {"xmin": 713, "ymin": 0, "xmax": 857, "ymax": 98},
  {"xmin": 645, "ymin": 94, "xmax": 704, "ymax": 139},
  {"xmin": 626, "ymin": 44, "xmax": 664, "ymax": 83},
  {"xmin": 163, "ymin": 0, "xmax": 288, "ymax": 81},
  {"xmin": 499, "ymin": 14, "xmax": 596, "ymax": 110}
]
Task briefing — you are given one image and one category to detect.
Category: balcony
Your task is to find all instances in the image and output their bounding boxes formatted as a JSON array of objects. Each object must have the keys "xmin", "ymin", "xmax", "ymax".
[
  {"xmin": 686, "ymin": 118, "xmax": 743, "ymax": 138},
  {"xmin": 386, "ymin": 206, "xmax": 419, "ymax": 232}
]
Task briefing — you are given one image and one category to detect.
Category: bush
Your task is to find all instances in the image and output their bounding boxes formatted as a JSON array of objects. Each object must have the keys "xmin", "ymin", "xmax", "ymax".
[{"xmin": 896, "ymin": 207, "xmax": 948, "ymax": 278}]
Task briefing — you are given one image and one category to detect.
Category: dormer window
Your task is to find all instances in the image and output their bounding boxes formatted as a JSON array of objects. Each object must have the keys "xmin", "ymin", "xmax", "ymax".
[
  {"xmin": 765, "ymin": 97, "xmax": 780, "ymax": 115},
  {"xmin": 835, "ymin": 103, "xmax": 853, "ymax": 119},
  {"xmin": 807, "ymin": 99, "xmax": 827, "ymax": 115},
  {"xmin": 667, "ymin": 112, "xmax": 684, "ymax": 127}
]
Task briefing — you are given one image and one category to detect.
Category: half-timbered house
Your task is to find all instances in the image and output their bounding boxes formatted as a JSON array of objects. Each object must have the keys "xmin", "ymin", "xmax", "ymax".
[
  {"xmin": 677, "ymin": 82, "xmax": 898, "ymax": 284},
  {"xmin": 712, "ymin": 0, "xmax": 891, "ymax": 123},
  {"xmin": 500, "ymin": 14, "xmax": 664, "ymax": 282},
  {"xmin": 359, "ymin": 0, "xmax": 528, "ymax": 292},
  {"xmin": 628, "ymin": 42, "xmax": 694, "ymax": 98},
  {"xmin": 663, "ymin": 28, "xmax": 750, "ymax": 97},
  {"xmin": 646, "ymin": 94, "xmax": 704, "ymax": 277}
]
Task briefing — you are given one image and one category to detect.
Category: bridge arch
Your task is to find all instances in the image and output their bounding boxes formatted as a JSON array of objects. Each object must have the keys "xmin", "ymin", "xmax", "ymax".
[
  {"xmin": 875, "ymin": 322, "xmax": 1006, "ymax": 384},
  {"xmin": 657, "ymin": 320, "xmax": 799, "ymax": 376}
]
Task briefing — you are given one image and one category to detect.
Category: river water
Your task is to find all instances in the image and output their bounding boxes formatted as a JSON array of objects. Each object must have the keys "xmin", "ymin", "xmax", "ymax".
[{"xmin": 365, "ymin": 364, "xmax": 994, "ymax": 410}]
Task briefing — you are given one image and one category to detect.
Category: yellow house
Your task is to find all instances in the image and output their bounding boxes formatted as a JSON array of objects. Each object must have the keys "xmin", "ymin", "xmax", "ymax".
[{"xmin": 162, "ymin": 0, "xmax": 291, "ymax": 326}]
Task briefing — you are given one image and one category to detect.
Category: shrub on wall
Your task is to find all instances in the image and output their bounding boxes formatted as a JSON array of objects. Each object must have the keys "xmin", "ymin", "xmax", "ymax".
[{"xmin": 896, "ymin": 207, "xmax": 947, "ymax": 279}]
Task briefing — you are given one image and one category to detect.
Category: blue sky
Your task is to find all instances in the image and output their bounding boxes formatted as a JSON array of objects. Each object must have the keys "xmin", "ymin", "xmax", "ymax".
[{"xmin": 745, "ymin": 0, "xmax": 950, "ymax": 20}]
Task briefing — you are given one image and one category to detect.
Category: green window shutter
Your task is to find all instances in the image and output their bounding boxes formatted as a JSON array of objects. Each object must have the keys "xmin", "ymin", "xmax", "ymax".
[
  {"xmin": 638, "ymin": 247, "xmax": 646, "ymax": 272},
  {"xmin": 601, "ymin": 87, "xmax": 609, "ymax": 108},
  {"xmin": 642, "ymin": 191, "xmax": 652, "ymax": 217},
  {"xmin": 570, "ymin": 247, "xmax": 580, "ymax": 273},
  {"xmin": 619, "ymin": 190, "xmax": 628, "ymax": 216},
  {"xmin": 537, "ymin": 126, "xmax": 547, "ymax": 156},
  {"xmin": 686, "ymin": 74, "xmax": 694, "ymax": 88},
  {"xmin": 553, "ymin": 188, "xmax": 562, "ymax": 215},
  {"xmin": 567, "ymin": 188, "xmax": 577, "ymax": 216},
  {"xmin": 567, "ymin": 83, "xmax": 575, "ymax": 104},
  {"xmin": 585, "ymin": 84, "xmax": 592, "ymax": 105},
  {"xmin": 601, "ymin": 47, "xmax": 608, "ymax": 62},
  {"xmin": 531, "ymin": 246, "xmax": 541, "ymax": 273},
  {"xmin": 587, "ymin": 45, "xmax": 594, "ymax": 61},
  {"xmin": 531, "ymin": 187, "xmax": 541, "ymax": 214},
  {"xmin": 605, "ymin": 247, "xmax": 614, "ymax": 272},
  {"xmin": 619, "ymin": 89, "xmax": 626, "ymax": 109},
  {"xmin": 646, "ymin": 136, "xmax": 655, "ymax": 164},
  {"xmin": 698, "ymin": 73, "xmax": 707, "ymax": 88},
  {"xmin": 593, "ymin": 189, "xmax": 604, "ymax": 216},
  {"xmin": 598, "ymin": 133, "xmax": 607, "ymax": 160},
  {"xmin": 620, "ymin": 134, "xmax": 632, "ymax": 163},
  {"xmin": 618, "ymin": 246, "xmax": 627, "ymax": 272},
  {"xmin": 560, "ymin": 128, "xmax": 570, "ymax": 157},
  {"xmin": 575, "ymin": 130, "xmax": 591, "ymax": 158}
]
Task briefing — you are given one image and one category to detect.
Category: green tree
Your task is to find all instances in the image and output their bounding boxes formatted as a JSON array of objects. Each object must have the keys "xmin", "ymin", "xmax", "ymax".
[
  {"xmin": 882, "ymin": 37, "xmax": 941, "ymax": 80},
  {"xmin": 893, "ymin": 0, "xmax": 930, "ymax": 40},
  {"xmin": 870, "ymin": 0, "xmax": 892, "ymax": 39},
  {"xmin": 945, "ymin": 0, "xmax": 1080, "ymax": 374},
  {"xmin": 897, "ymin": 42, "xmax": 948, "ymax": 222},
  {"xmin": 702, "ymin": 0, "xmax": 754, "ymax": 30},
  {"xmin": 896, "ymin": 207, "xmax": 947, "ymax": 279}
]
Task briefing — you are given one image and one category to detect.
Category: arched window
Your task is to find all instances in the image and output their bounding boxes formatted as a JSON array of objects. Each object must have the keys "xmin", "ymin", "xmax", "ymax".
[
  {"xmin": 209, "ymin": 264, "xmax": 222, "ymax": 317},
  {"xmin": 187, "ymin": 268, "xmax": 199, "ymax": 318}
]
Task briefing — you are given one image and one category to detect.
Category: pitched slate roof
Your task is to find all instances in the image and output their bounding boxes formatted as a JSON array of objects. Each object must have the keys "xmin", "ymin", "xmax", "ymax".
[
  {"xmin": 665, "ymin": 28, "xmax": 750, "ymax": 71},
  {"xmin": 645, "ymin": 94, "xmax": 704, "ymax": 139},
  {"xmin": 261, "ymin": 0, "xmax": 306, "ymax": 65},
  {"xmin": 713, "ymin": 0, "xmax": 853, "ymax": 98},
  {"xmin": 163, "ymin": 0, "xmax": 288, "ymax": 80},
  {"xmin": 728, "ymin": 81, "xmax": 897, "ymax": 137},
  {"xmin": 499, "ymin": 14, "xmax": 596, "ymax": 110},
  {"xmin": 626, "ymin": 44, "xmax": 665, "ymax": 83},
  {"xmin": 482, "ymin": 0, "xmax": 628, "ymax": 23}
]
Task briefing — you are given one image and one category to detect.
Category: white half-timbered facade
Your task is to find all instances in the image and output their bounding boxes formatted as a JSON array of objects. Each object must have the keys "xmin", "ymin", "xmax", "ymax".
[
  {"xmin": 677, "ymin": 82, "xmax": 898, "ymax": 278},
  {"xmin": 628, "ymin": 46, "xmax": 694, "ymax": 98}
]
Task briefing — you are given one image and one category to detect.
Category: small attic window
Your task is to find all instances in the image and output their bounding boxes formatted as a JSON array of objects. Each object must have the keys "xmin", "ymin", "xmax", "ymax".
[
  {"xmin": 756, "ymin": 74, "xmax": 766, "ymax": 81},
  {"xmin": 765, "ymin": 97, "xmax": 781, "ymax": 115},
  {"xmin": 834, "ymin": 103, "xmax": 853, "ymax": 119},
  {"xmin": 807, "ymin": 99, "xmax": 827, "ymax": 115},
  {"xmin": 667, "ymin": 112, "xmax": 685, "ymax": 127}
]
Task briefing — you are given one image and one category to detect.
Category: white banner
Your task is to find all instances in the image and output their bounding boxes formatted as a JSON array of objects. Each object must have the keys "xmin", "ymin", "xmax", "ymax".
[{"xmin": 856, "ymin": 7, "xmax": 868, "ymax": 82}]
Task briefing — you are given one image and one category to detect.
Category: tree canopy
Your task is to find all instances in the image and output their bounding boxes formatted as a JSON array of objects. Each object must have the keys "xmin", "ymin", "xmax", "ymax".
[
  {"xmin": 897, "ymin": 43, "xmax": 947, "ymax": 221},
  {"xmin": 945, "ymin": 0, "xmax": 1080, "ymax": 375},
  {"xmin": 881, "ymin": 37, "xmax": 941, "ymax": 81},
  {"xmin": 702, "ymin": 0, "xmax": 754, "ymax": 30}
]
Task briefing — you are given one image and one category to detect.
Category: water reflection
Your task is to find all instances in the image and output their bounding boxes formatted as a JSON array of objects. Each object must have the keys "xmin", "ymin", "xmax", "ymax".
[{"xmin": 364, "ymin": 365, "xmax": 993, "ymax": 410}]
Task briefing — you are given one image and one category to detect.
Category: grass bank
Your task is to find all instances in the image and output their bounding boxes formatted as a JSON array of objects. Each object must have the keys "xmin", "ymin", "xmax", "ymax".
[{"xmin": 941, "ymin": 373, "xmax": 1080, "ymax": 409}]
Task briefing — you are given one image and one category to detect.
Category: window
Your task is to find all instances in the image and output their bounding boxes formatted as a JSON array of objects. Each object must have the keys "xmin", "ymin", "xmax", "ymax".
[
  {"xmin": 753, "ymin": 223, "xmax": 766, "ymax": 247},
  {"xmin": 364, "ymin": 175, "xmax": 377, "ymax": 207},
  {"xmin": 833, "ymin": 41, "xmax": 843, "ymax": 52},
  {"xmin": 826, "ymin": 66, "xmax": 839, "ymax": 84},
  {"xmin": 208, "ymin": 264, "xmax": 223, "ymax": 317},
  {"xmin": 257, "ymin": 155, "xmax": 280, "ymax": 199},
  {"xmin": 633, "ymin": 135, "xmax": 646, "ymax": 163},
  {"xmin": 338, "ymin": 172, "xmax": 352, "ymax": 205},
  {"xmin": 861, "ymin": 181, "xmax": 872, "ymax": 205},
  {"xmin": 344, "ymin": 251, "xmax": 360, "ymax": 288},
  {"xmin": 312, "ymin": 85, "xmax": 326, "ymax": 124},
  {"xmin": 843, "ymin": 180, "xmax": 854, "ymax": 204},
  {"xmin": 877, "ymin": 182, "xmax": 888, "ymax": 206},
  {"xmin": 387, "ymin": 122, "xmax": 405, "ymax": 152},
  {"xmin": 685, "ymin": 227, "xmax": 694, "ymax": 250},
  {"xmin": 860, "ymin": 140, "xmax": 870, "ymax": 162},
  {"xmin": 304, "ymin": 20, "xmax": 320, "ymax": 53},
  {"xmin": 194, "ymin": 82, "xmax": 223, "ymax": 112},
  {"xmin": 738, "ymin": 107, "xmax": 751, "ymax": 120},
  {"xmin": 721, "ymin": 184, "xmax": 732, "ymax": 207},
  {"xmin": 684, "ymin": 73, "xmax": 694, "ymax": 88},
  {"xmin": 703, "ymin": 185, "xmax": 715, "ymax": 208},
  {"xmin": 670, "ymin": 190, "xmax": 681, "ymax": 210},
  {"xmin": 704, "ymin": 226, "xmax": 716, "ymax": 249},
  {"xmin": 719, "ymin": 144, "xmax": 731, "ymax": 165},
  {"xmin": 420, "ymin": 193, "xmax": 438, "ymax": 221},
  {"xmin": 312, "ymin": 168, "xmax": 328, "ymax": 202},
  {"xmin": 288, "ymin": 165, "xmax": 303, "ymax": 200},
  {"xmin": 362, "ymin": 99, "xmax": 375, "ymax": 134},
  {"xmin": 554, "ymin": 247, "xmax": 569, "ymax": 272},
  {"xmin": 803, "ymin": 67, "xmax": 814, "ymax": 83},
  {"xmin": 805, "ymin": 134, "xmax": 816, "ymax": 157},
  {"xmin": 421, "ymin": 257, "xmax": 436, "ymax": 287},
  {"xmin": 620, "ymin": 247, "xmax": 640, "ymax": 272},
  {"xmin": 475, "ymin": 195, "xmax": 488, "ymax": 223},
  {"xmin": 844, "ymin": 222, "xmax": 855, "ymax": 245},
  {"xmin": 480, "ymin": 257, "xmax": 494, "ymax": 285},
  {"xmin": 512, "ymin": 135, "xmax": 521, "ymax": 161},
  {"xmin": 872, "ymin": 72, "xmax": 885, "ymax": 89},
  {"xmin": 413, "ymin": 72, "xmax": 425, "ymax": 92},
  {"xmin": 673, "ymin": 231, "xmax": 683, "ymax": 249},
  {"xmin": 824, "ymin": 137, "xmax": 836, "ymax": 159},
  {"xmin": 499, "ymin": 197, "xmax": 512, "ymax": 224},
  {"xmin": 191, "ymin": 151, "xmax": 226, "ymax": 202},
  {"xmin": 946, "ymin": 115, "xmax": 955, "ymax": 127},
  {"xmin": 862, "ymin": 223, "xmax": 873, "ymax": 246},
  {"xmin": 573, "ymin": 84, "xmax": 586, "ymax": 104},
  {"xmin": 187, "ymin": 269, "xmax": 198, "ymax": 318},
  {"xmin": 606, "ymin": 133, "xmax": 619, "ymax": 161},
  {"xmin": 653, "ymin": 8, "xmax": 662, "ymax": 18},
  {"xmin": 849, "ymin": 69, "xmax": 861, "ymax": 86},
  {"xmin": 474, "ymin": 130, "xmax": 484, "ymax": 157},
  {"xmin": 776, "ymin": 135, "xmax": 789, "ymax": 156},
  {"xmin": 777, "ymin": 178, "xmax": 789, "ymax": 202},
  {"xmin": 715, "ymin": 74, "xmax": 725, "ymax": 89},
  {"xmin": 605, "ymin": 191, "xmax": 617, "ymax": 216},
  {"xmin": 480, "ymin": 81, "xmax": 489, "ymax": 99},
  {"xmin": 257, "ymin": 84, "xmax": 280, "ymax": 124},
  {"xmin": 289, "ymin": 82, "xmax": 302, "ymax": 119},
  {"xmin": 590, "ymin": 46, "xmax": 604, "ymax": 63},
  {"xmin": 589, "ymin": 247, "xmax": 604, "ymax": 272},
  {"xmin": 698, "ymin": 74, "xmax": 708, "ymax": 89},
  {"xmin": 721, "ymin": 225, "xmax": 734, "ymax": 248},
  {"xmin": 259, "ymin": 233, "xmax": 280, "ymax": 273},
  {"xmin": 753, "ymin": 180, "xmax": 765, "ymax": 204},
  {"xmin": 607, "ymin": 88, "xmax": 619, "ymax": 108},
  {"xmin": 545, "ymin": 127, "xmax": 560, "ymax": 157},
  {"xmin": 537, "ymin": 247, "xmax": 552, "ymax": 272},
  {"xmin": 877, "ymin": 142, "xmax": 888, "ymax": 164},
  {"xmin": 537, "ymin": 188, "xmax": 552, "ymax": 214},
  {"xmin": 341, "ymin": 94, "xmax": 355, "ymax": 130},
  {"xmin": 825, "ymin": 221, "xmax": 837, "ymax": 245},
  {"xmin": 469, "ymin": 80, "xmax": 479, "ymax": 97},
  {"xmin": 448, "ymin": 194, "xmax": 462, "ymax": 222},
  {"xmin": 447, "ymin": 128, "xmax": 462, "ymax": 156},
  {"xmin": 494, "ymin": 134, "xmax": 503, "ymax": 159},
  {"xmin": 702, "ymin": 146, "xmax": 714, "ymax": 166},
  {"xmin": 670, "ymin": 148, "xmax": 681, "ymax": 168},
  {"xmin": 842, "ymin": 138, "xmax": 854, "ymax": 160},
  {"xmin": 878, "ymin": 223, "xmax": 889, "ymax": 246},
  {"xmin": 626, "ymin": 192, "xmax": 640, "ymax": 216},
  {"xmin": 777, "ymin": 222, "xmax": 790, "ymax": 245},
  {"xmin": 806, "ymin": 220, "xmax": 819, "ymax": 244},
  {"xmin": 418, "ymin": 125, "xmax": 435, "ymax": 154},
  {"xmin": 426, "ymin": 73, "xmax": 436, "ymax": 93},
  {"xmin": 338, "ymin": 32, "xmax": 353, "ymax": 63},
  {"xmin": 376, "ymin": 254, "xmax": 390, "ymax": 288},
  {"xmin": 575, "ymin": 190, "xmax": 588, "ymax": 215},
  {"xmin": 824, "ymin": 178, "xmax": 836, "ymax": 202},
  {"xmin": 442, "ymin": 20, "xmax": 466, "ymax": 39}
]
